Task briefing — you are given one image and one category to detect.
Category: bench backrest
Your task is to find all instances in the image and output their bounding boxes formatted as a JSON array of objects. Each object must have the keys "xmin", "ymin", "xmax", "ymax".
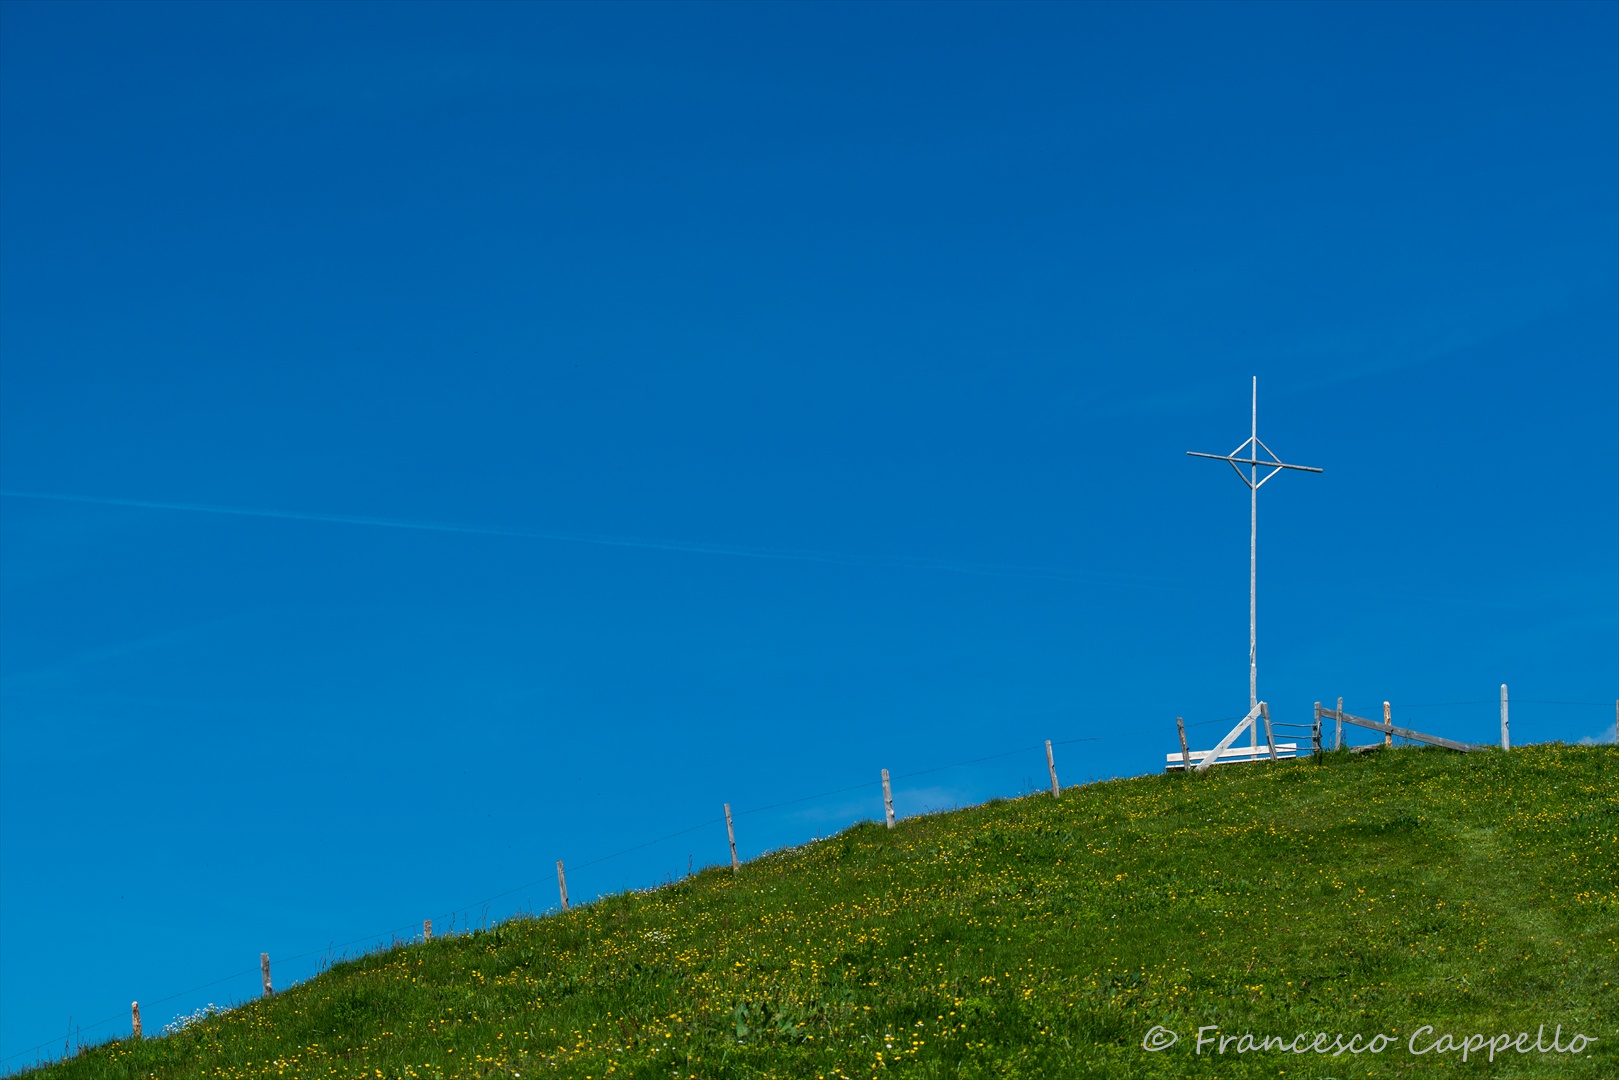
[{"xmin": 1165, "ymin": 743, "xmax": 1298, "ymax": 770}]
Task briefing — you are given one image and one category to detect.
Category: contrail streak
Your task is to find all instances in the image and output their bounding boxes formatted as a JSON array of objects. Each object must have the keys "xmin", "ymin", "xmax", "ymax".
[{"xmin": 0, "ymin": 489, "xmax": 1173, "ymax": 587}]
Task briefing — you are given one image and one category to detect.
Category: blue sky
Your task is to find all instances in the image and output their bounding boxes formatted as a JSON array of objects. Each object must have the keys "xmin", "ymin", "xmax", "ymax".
[{"xmin": 1, "ymin": 0, "xmax": 1615, "ymax": 1066}]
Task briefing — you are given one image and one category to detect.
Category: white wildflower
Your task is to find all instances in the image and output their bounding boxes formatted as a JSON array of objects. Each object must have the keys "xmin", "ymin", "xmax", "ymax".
[{"xmin": 162, "ymin": 1002, "xmax": 227, "ymax": 1034}]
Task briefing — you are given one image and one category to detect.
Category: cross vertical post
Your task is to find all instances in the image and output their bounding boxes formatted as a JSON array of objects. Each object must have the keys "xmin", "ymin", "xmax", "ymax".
[
  {"xmin": 1249, "ymin": 377, "xmax": 1258, "ymax": 716},
  {"xmin": 1187, "ymin": 377, "xmax": 1321, "ymax": 713}
]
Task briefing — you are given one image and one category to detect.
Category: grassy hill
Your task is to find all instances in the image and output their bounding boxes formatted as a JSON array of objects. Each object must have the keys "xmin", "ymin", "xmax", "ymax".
[{"xmin": 33, "ymin": 743, "xmax": 1618, "ymax": 1078}]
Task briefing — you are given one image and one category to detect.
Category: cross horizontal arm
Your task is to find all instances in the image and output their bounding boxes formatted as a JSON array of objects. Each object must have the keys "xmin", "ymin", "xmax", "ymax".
[{"xmin": 1185, "ymin": 451, "xmax": 1323, "ymax": 474}]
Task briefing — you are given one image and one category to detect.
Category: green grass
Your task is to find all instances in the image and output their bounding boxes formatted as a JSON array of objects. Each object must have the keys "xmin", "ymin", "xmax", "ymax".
[{"xmin": 33, "ymin": 744, "xmax": 1618, "ymax": 1078}]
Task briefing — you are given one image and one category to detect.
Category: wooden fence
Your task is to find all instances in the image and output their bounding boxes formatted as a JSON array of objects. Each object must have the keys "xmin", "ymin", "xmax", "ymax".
[
  {"xmin": 1313, "ymin": 699, "xmax": 1481, "ymax": 753},
  {"xmin": 1170, "ymin": 697, "xmax": 1484, "ymax": 773}
]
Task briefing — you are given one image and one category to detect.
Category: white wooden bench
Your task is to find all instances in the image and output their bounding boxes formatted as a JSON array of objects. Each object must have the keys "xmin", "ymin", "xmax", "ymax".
[{"xmin": 1165, "ymin": 742, "xmax": 1298, "ymax": 771}]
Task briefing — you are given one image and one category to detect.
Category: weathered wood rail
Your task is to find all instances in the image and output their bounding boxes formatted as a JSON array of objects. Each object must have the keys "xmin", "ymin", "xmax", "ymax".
[{"xmin": 1313, "ymin": 701, "xmax": 1481, "ymax": 753}]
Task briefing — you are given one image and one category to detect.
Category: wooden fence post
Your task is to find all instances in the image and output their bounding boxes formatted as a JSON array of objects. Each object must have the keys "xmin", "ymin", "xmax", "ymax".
[
  {"xmin": 261, "ymin": 952, "xmax": 272, "ymax": 997},
  {"xmin": 1312, "ymin": 702, "xmax": 1322, "ymax": 755},
  {"xmin": 1335, "ymin": 697, "xmax": 1344, "ymax": 750},
  {"xmin": 131, "ymin": 1001, "xmax": 141, "ymax": 1040},
  {"xmin": 881, "ymin": 769, "xmax": 895, "ymax": 828},
  {"xmin": 724, "ymin": 803, "xmax": 739, "ymax": 871},
  {"xmin": 1045, "ymin": 740, "xmax": 1060, "ymax": 797},
  {"xmin": 1175, "ymin": 718, "xmax": 1191, "ymax": 772},
  {"xmin": 423, "ymin": 919, "xmax": 432, "ymax": 941},
  {"xmin": 1261, "ymin": 702, "xmax": 1277, "ymax": 760},
  {"xmin": 1384, "ymin": 701, "xmax": 1393, "ymax": 748},
  {"xmin": 557, "ymin": 860, "xmax": 569, "ymax": 910},
  {"xmin": 1500, "ymin": 684, "xmax": 1509, "ymax": 750}
]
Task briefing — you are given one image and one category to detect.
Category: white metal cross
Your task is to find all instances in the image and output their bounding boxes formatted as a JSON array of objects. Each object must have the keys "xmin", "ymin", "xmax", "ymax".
[{"xmin": 1187, "ymin": 377, "xmax": 1321, "ymax": 715}]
